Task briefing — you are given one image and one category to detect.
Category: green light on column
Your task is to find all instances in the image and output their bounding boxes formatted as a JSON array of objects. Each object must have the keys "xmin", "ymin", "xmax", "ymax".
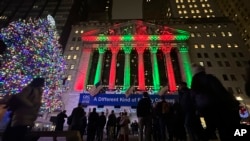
[
  {"xmin": 150, "ymin": 45, "xmax": 160, "ymax": 92},
  {"xmin": 94, "ymin": 45, "xmax": 106, "ymax": 84},
  {"xmin": 122, "ymin": 45, "xmax": 132, "ymax": 90},
  {"xmin": 122, "ymin": 35, "xmax": 133, "ymax": 41},
  {"xmin": 179, "ymin": 46, "xmax": 192, "ymax": 87}
]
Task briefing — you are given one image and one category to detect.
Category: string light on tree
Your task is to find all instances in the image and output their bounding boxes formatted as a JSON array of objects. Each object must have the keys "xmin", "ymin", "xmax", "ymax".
[{"xmin": 0, "ymin": 15, "xmax": 66, "ymax": 113}]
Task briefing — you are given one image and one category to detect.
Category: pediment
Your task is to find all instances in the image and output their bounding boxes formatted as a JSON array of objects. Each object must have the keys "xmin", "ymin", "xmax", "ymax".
[{"xmin": 82, "ymin": 20, "xmax": 190, "ymax": 42}]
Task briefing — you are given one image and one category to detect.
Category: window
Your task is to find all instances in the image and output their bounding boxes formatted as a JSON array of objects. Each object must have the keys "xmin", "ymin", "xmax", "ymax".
[
  {"xmin": 206, "ymin": 32, "xmax": 210, "ymax": 37},
  {"xmin": 217, "ymin": 44, "xmax": 221, "ymax": 48},
  {"xmin": 73, "ymin": 55, "xmax": 77, "ymax": 59},
  {"xmin": 227, "ymin": 43, "xmax": 231, "ymax": 48},
  {"xmin": 67, "ymin": 55, "xmax": 71, "ymax": 59},
  {"xmin": 238, "ymin": 52, "xmax": 244, "ymax": 57},
  {"xmin": 199, "ymin": 61, "xmax": 204, "ymax": 66},
  {"xmin": 72, "ymin": 37, "xmax": 76, "ymax": 41},
  {"xmin": 77, "ymin": 37, "xmax": 81, "ymax": 41},
  {"xmin": 76, "ymin": 46, "xmax": 80, "ymax": 50},
  {"xmin": 197, "ymin": 53, "xmax": 202, "ymax": 58},
  {"xmin": 70, "ymin": 46, "xmax": 74, "ymax": 50},
  {"xmin": 196, "ymin": 33, "xmax": 201, "ymax": 37},
  {"xmin": 222, "ymin": 74, "xmax": 228, "ymax": 81},
  {"xmin": 221, "ymin": 53, "xmax": 226, "ymax": 58},
  {"xmin": 217, "ymin": 61, "xmax": 223, "ymax": 67},
  {"xmin": 221, "ymin": 32, "xmax": 226, "ymax": 37},
  {"xmin": 230, "ymin": 74, "xmax": 236, "ymax": 81},
  {"xmin": 201, "ymin": 44, "xmax": 205, "ymax": 48},
  {"xmin": 236, "ymin": 61, "xmax": 241, "ymax": 67},
  {"xmin": 210, "ymin": 44, "xmax": 215, "ymax": 48},
  {"xmin": 228, "ymin": 32, "xmax": 232, "ymax": 37},
  {"xmin": 67, "ymin": 75, "xmax": 72, "ymax": 80},
  {"xmin": 212, "ymin": 32, "xmax": 216, "ymax": 37},
  {"xmin": 191, "ymin": 33, "xmax": 195, "ymax": 37},
  {"xmin": 70, "ymin": 65, "xmax": 75, "ymax": 69},
  {"xmin": 204, "ymin": 53, "xmax": 208, "ymax": 58},
  {"xmin": 224, "ymin": 61, "xmax": 230, "ymax": 67},
  {"xmin": 214, "ymin": 53, "xmax": 219, "ymax": 58},
  {"xmin": 194, "ymin": 44, "xmax": 198, "ymax": 48},
  {"xmin": 236, "ymin": 87, "xmax": 242, "ymax": 94},
  {"xmin": 75, "ymin": 30, "xmax": 78, "ymax": 34},
  {"xmin": 231, "ymin": 52, "xmax": 236, "ymax": 57},
  {"xmin": 207, "ymin": 61, "xmax": 212, "ymax": 67}
]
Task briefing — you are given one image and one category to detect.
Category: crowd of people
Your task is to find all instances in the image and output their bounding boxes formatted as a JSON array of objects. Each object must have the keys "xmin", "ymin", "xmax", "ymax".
[
  {"xmin": 1, "ymin": 64, "xmax": 246, "ymax": 141},
  {"xmin": 65, "ymin": 104, "xmax": 139, "ymax": 141}
]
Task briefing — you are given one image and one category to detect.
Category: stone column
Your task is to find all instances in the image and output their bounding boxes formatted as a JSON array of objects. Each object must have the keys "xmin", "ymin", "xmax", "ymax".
[
  {"xmin": 149, "ymin": 45, "xmax": 160, "ymax": 92},
  {"xmin": 94, "ymin": 45, "xmax": 106, "ymax": 85},
  {"xmin": 177, "ymin": 45, "xmax": 192, "ymax": 87},
  {"xmin": 123, "ymin": 45, "xmax": 132, "ymax": 90},
  {"xmin": 74, "ymin": 47, "xmax": 93, "ymax": 91},
  {"xmin": 161, "ymin": 46, "xmax": 177, "ymax": 92},
  {"xmin": 136, "ymin": 47, "xmax": 146, "ymax": 90},
  {"xmin": 108, "ymin": 46, "xmax": 120, "ymax": 90}
]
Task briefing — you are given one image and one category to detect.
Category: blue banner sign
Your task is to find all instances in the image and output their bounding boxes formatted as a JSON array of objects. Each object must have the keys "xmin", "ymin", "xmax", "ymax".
[{"xmin": 79, "ymin": 93, "xmax": 178, "ymax": 106}]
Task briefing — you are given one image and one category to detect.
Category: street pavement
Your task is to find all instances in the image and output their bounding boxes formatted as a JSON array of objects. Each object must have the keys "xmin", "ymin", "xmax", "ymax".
[{"xmin": 38, "ymin": 135, "xmax": 139, "ymax": 141}]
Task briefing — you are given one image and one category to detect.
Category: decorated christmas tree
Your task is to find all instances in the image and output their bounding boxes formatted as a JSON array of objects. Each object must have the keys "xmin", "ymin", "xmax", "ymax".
[{"xmin": 0, "ymin": 15, "xmax": 66, "ymax": 113}]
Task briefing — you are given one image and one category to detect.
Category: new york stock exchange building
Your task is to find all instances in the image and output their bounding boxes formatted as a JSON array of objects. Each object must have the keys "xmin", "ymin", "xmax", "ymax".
[{"xmin": 62, "ymin": 20, "xmax": 192, "ymax": 118}]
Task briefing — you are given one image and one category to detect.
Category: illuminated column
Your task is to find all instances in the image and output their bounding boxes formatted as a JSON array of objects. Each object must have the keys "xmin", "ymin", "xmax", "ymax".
[
  {"xmin": 94, "ymin": 45, "xmax": 106, "ymax": 84},
  {"xmin": 161, "ymin": 46, "xmax": 177, "ymax": 92},
  {"xmin": 149, "ymin": 45, "xmax": 160, "ymax": 92},
  {"xmin": 136, "ymin": 47, "xmax": 146, "ymax": 90},
  {"xmin": 177, "ymin": 45, "xmax": 192, "ymax": 87},
  {"xmin": 123, "ymin": 45, "xmax": 132, "ymax": 90},
  {"xmin": 74, "ymin": 47, "xmax": 92, "ymax": 91},
  {"xmin": 108, "ymin": 46, "xmax": 120, "ymax": 89}
]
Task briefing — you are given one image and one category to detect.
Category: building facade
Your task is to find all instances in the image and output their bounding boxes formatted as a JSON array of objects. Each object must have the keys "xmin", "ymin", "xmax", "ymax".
[{"xmin": 62, "ymin": 0, "xmax": 250, "ymax": 114}]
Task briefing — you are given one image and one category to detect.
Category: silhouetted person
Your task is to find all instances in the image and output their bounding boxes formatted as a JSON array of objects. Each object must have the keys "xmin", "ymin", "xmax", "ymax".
[
  {"xmin": 106, "ymin": 110, "xmax": 116, "ymax": 141},
  {"xmin": 3, "ymin": 77, "xmax": 45, "ymax": 141},
  {"xmin": 96, "ymin": 111, "xmax": 106, "ymax": 141},
  {"xmin": 131, "ymin": 120, "xmax": 139, "ymax": 135},
  {"xmin": 116, "ymin": 112, "xmax": 122, "ymax": 139},
  {"xmin": 69, "ymin": 103, "xmax": 85, "ymax": 140},
  {"xmin": 137, "ymin": 92, "xmax": 152, "ymax": 141},
  {"xmin": 179, "ymin": 81, "xmax": 205, "ymax": 141},
  {"xmin": 172, "ymin": 100, "xmax": 187, "ymax": 141},
  {"xmin": 118, "ymin": 112, "xmax": 130, "ymax": 141},
  {"xmin": 191, "ymin": 64, "xmax": 240, "ymax": 141},
  {"xmin": 155, "ymin": 95, "xmax": 170, "ymax": 141},
  {"xmin": 87, "ymin": 108, "xmax": 99, "ymax": 141},
  {"xmin": 55, "ymin": 110, "xmax": 67, "ymax": 131}
]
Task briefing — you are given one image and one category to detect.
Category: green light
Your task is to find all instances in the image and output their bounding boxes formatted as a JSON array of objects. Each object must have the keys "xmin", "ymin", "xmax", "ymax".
[
  {"xmin": 122, "ymin": 45, "xmax": 132, "ymax": 90},
  {"xmin": 98, "ymin": 34, "xmax": 108, "ymax": 41},
  {"xmin": 122, "ymin": 35, "xmax": 133, "ymax": 41},
  {"xmin": 150, "ymin": 46, "xmax": 160, "ymax": 92},
  {"xmin": 149, "ymin": 35, "xmax": 159, "ymax": 41},
  {"xmin": 94, "ymin": 45, "xmax": 106, "ymax": 84},
  {"xmin": 179, "ymin": 46, "xmax": 192, "ymax": 87}
]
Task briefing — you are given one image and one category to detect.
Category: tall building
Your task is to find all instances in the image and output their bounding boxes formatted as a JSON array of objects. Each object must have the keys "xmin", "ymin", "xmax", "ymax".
[
  {"xmin": 63, "ymin": 0, "xmax": 250, "ymax": 115},
  {"xmin": 215, "ymin": 0, "xmax": 250, "ymax": 50}
]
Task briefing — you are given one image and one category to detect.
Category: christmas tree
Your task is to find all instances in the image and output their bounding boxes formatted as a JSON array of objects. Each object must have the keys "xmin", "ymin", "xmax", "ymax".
[{"xmin": 0, "ymin": 15, "xmax": 66, "ymax": 113}]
